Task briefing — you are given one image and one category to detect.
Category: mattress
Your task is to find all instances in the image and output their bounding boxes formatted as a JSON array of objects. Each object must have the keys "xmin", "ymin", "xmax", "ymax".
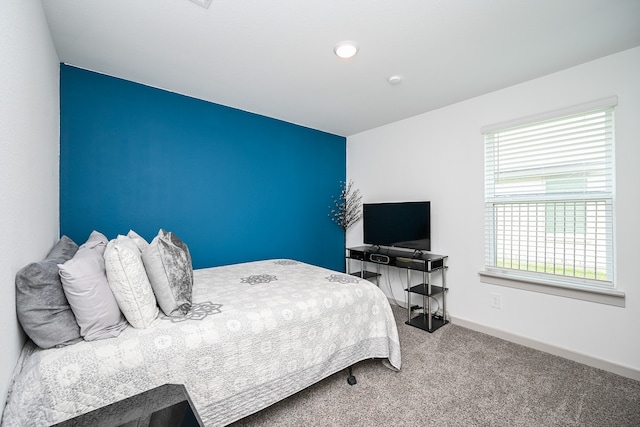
[{"xmin": 2, "ymin": 259, "xmax": 401, "ymax": 426}]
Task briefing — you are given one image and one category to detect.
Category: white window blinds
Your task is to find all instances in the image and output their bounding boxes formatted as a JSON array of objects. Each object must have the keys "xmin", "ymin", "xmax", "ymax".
[{"xmin": 484, "ymin": 101, "xmax": 615, "ymax": 288}]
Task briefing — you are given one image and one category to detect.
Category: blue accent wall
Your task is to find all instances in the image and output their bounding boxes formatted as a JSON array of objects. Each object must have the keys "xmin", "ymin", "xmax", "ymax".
[{"xmin": 60, "ymin": 65, "xmax": 346, "ymax": 271}]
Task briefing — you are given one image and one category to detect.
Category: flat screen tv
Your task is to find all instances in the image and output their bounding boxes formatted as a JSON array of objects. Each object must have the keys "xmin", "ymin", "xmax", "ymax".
[{"xmin": 363, "ymin": 201, "xmax": 431, "ymax": 251}]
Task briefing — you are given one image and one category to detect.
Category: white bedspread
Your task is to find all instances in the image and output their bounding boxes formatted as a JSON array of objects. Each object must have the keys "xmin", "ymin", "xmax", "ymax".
[{"xmin": 2, "ymin": 259, "xmax": 401, "ymax": 426}]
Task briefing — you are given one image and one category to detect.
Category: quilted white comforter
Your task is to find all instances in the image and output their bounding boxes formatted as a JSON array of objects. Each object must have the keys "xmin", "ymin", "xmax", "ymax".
[{"xmin": 2, "ymin": 259, "xmax": 401, "ymax": 426}]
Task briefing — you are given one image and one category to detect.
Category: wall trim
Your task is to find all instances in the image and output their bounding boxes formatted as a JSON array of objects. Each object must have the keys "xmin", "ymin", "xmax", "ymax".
[
  {"xmin": 478, "ymin": 271, "xmax": 625, "ymax": 307},
  {"xmin": 388, "ymin": 297, "xmax": 639, "ymax": 381},
  {"xmin": 450, "ymin": 315, "xmax": 640, "ymax": 381}
]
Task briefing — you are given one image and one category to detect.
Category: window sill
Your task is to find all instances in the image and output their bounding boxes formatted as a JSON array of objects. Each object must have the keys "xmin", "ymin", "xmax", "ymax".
[{"xmin": 478, "ymin": 270, "xmax": 625, "ymax": 307}]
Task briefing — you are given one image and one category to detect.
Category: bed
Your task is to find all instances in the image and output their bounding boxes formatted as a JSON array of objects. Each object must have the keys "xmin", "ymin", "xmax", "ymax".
[{"xmin": 2, "ymin": 258, "xmax": 401, "ymax": 426}]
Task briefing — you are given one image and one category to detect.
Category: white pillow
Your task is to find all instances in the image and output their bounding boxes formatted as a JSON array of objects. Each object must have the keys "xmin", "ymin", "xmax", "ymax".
[
  {"xmin": 142, "ymin": 230, "xmax": 193, "ymax": 316},
  {"xmin": 59, "ymin": 231, "xmax": 129, "ymax": 340},
  {"xmin": 127, "ymin": 229, "xmax": 149, "ymax": 252},
  {"xmin": 104, "ymin": 235, "xmax": 159, "ymax": 328}
]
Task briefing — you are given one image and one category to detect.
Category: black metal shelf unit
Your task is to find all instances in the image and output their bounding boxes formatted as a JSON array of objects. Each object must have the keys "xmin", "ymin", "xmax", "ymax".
[{"xmin": 346, "ymin": 246, "xmax": 449, "ymax": 333}]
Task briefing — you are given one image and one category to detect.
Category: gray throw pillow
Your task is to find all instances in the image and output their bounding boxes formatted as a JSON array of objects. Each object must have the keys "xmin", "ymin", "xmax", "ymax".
[
  {"xmin": 15, "ymin": 236, "xmax": 82, "ymax": 349},
  {"xmin": 142, "ymin": 230, "xmax": 193, "ymax": 316},
  {"xmin": 59, "ymin": 231, "xmax": 129, "ymax": 341}
]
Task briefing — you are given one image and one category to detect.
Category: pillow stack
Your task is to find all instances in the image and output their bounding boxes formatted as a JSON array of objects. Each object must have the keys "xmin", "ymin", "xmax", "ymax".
[{"xmin": 15, "ymin": 228, "xmax": 195, "ymax": 349}]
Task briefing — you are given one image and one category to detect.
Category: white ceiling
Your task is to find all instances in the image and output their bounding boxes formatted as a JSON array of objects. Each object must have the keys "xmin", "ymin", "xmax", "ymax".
[{"xmin": 41, "ymin": 0, "xmax": 640, "ymax": 137}]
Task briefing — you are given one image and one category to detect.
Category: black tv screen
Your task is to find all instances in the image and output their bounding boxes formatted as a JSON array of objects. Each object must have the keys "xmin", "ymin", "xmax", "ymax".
[{"xmin": 363, "ymin": 201, "xmax": 431, "ymax": 251}]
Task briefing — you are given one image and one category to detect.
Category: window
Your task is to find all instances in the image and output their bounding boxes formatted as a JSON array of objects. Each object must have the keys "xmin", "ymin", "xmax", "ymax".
[{"xmin": 483, "ymin": 99, "xmax": 616, "ymax": 291}]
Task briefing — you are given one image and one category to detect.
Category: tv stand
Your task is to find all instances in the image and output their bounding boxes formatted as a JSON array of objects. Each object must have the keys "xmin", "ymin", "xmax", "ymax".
[{"xmin": 346, "ymin": 246, "xmax": 449, "ymax": 333}]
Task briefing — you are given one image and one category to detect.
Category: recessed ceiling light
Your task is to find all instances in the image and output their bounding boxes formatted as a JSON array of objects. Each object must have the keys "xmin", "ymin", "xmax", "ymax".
[
  {"xmin": 334, "ymin": 41, "xmax": 359, "ymax": 59},
  {"xmin": 388, "ymin": 75, "xmax": 403, "ymax": 85}
]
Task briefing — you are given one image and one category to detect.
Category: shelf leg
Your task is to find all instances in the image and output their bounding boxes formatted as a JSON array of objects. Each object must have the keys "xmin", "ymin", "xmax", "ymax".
[
  {"xmin": 442, "ymin": 266, "xmax": 447, "ymax": 322},
  {"xmin": 406, "ymin": 269, "xmax": 411, "ymax": 323},
  {"xmin": 427, "ymin": 271, "xmax": 432, "ymax": 331}
]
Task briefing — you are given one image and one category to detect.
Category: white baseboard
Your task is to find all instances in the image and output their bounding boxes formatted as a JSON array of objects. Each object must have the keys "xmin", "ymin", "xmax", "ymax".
[
  {"xmin": 451, "ymin": 315, "xmax": 640, "ymax": 381},
  {"xmin": 388, "ymin": 298, "xmax": 640, "ymax": 381}
]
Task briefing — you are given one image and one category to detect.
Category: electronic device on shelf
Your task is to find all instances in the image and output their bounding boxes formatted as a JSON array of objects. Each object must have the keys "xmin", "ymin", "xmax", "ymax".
[
  {"xmin": 363, "ymin": 201, "xmax": 431, "ymax": 251},
  {"xmin": 369, "ymin": 253, "xmax": 390, "ymax": 264}
]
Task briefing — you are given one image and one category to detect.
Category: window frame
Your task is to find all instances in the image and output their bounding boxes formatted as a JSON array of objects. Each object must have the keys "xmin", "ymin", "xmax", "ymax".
[{"xmin": 480, "ymin": 97, "xmax": 623, "ymax": 306}]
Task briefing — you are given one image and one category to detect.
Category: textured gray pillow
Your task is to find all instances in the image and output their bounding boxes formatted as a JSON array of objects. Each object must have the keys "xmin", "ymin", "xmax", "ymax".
[
  {"xmin": 58, "ymin": 231, "xmax": 129, "ymax": 341},
  {"xmin": 142, "ymin": 230, "xmax": 193, "ymax": 316},
  {"xmin": 15, "ymin": 236, "xmax": 82, "ymax": 349}
]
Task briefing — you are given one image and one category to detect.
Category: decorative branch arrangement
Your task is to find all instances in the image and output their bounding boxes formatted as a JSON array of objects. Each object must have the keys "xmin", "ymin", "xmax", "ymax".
[{"xmin": 329, "ymin": 180, "xmax": 363, "ymax": 231}]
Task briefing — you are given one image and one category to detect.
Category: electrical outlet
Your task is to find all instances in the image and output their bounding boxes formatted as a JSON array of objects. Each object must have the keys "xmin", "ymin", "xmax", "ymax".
[{"xmin": 490, "ymin": 293, "xmax": 502, "ymax": 309}]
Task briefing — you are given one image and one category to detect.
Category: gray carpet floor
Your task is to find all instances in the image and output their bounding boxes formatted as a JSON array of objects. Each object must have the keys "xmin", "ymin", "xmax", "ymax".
[{"xmin": 229, "ymin": 305, "xmax": 640, "ymax": 426}]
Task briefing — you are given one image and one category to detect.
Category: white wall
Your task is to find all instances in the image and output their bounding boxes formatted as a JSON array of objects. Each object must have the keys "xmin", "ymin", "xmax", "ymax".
[
  {"xmin": 0, "ymin": 0, "xmax": 60, "ymax": 412},
  {"xmin": 347, "ymin": 47, "xmax": 640, "ymax": 378}
]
